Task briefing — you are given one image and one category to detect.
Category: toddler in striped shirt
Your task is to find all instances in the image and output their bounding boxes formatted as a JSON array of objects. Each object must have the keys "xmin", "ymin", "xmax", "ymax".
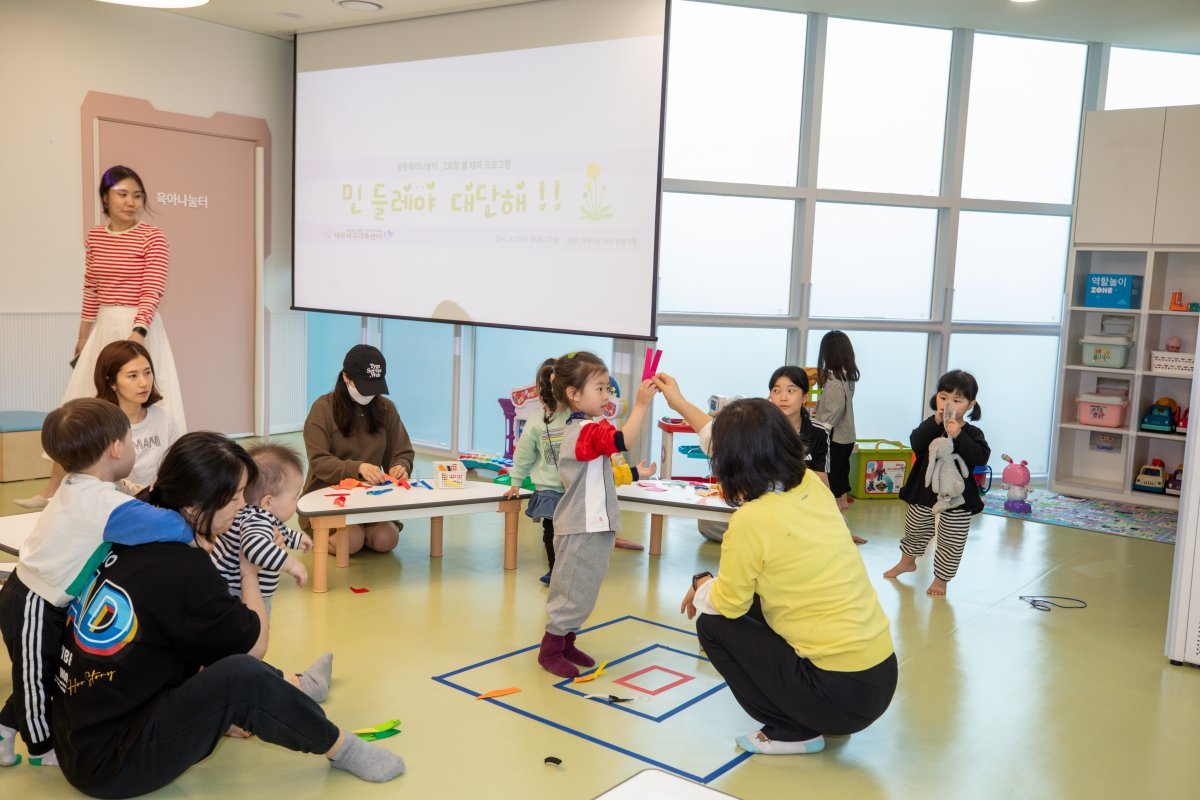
[{"xmin": 212, "ymin": 442, "xmax": 311, "ymax": 614}]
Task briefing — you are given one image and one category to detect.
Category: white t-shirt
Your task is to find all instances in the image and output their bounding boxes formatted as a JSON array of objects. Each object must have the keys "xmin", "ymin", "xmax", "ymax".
[{"xmin": 128, "ymin": 404, "xmax": 181, "ymax": 487}]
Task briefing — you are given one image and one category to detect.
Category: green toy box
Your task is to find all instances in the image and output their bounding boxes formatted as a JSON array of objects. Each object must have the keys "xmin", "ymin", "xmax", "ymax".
[{"xmin": 848, "ymin": 439, "xmax": 913, "ymax": 500}]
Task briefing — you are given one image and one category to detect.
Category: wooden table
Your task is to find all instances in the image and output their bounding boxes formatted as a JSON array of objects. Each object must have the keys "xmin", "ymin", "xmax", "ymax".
[
  {"xmin": 616, "ymin": 481, "xmax": 732, "ymax": 555},
  {"xmin": 0, "ymin": 512, "xmax": 39, "ymax": 556},
  {"xmin": 296, "ymin": 481, "xmax": 530, "ymax": 593}
]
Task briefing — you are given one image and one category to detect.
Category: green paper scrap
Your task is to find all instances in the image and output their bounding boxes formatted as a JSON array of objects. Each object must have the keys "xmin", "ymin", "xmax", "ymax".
[{"xmin": 352, "ymin": 718, "xmax": 402, "ymax": 741}]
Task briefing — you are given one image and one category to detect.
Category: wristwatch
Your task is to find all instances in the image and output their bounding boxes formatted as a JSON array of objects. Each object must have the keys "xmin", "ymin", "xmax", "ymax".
[
  {"xmin": 692, "ymin": 571, "xmax": 713, "ymax": 590},
  {"xmin": 132, "ymin": 326, "xmax": 148, "ymax": 337}
]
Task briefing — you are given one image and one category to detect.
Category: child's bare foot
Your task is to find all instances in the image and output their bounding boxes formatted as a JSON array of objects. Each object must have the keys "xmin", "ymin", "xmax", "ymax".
[
  {"xmin": 837, "ymin": 496, "xmax": 850, "ymax": 511},
  {"xmin": 883, "ymin": 556, "xmax": 916, "ymax": 579},
  {"xmin": 851, "ymin": 534, "xmax": 868, "ymax": 545},
  {"xmin": 225, "ymin": 725, "xmax": 252, "ymax": 738},
  {"xmin": 926, "ymin": 578, "xmax": 947, "ymax": 596}
]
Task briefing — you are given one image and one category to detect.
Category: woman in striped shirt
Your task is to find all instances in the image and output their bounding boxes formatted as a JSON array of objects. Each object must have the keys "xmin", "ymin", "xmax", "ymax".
[{"xmin": 16, "ymin": 166, "xmax": 186, "ymax": 509}]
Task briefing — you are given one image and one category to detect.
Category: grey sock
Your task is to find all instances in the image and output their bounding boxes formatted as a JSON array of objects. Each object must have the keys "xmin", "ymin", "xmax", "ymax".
[
  {"xmin": 297, "ymin": 652, "xmax": 333, "ymax": 703},
  {"xmin": 329, "ymin": 733, "xmax": 405, "ymax": 782}
]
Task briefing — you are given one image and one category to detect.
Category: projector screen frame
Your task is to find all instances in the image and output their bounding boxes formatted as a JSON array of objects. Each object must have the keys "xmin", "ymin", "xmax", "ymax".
[{"xmin": 289, "ymin": 0, "xmax": 671, "ymax": 342}]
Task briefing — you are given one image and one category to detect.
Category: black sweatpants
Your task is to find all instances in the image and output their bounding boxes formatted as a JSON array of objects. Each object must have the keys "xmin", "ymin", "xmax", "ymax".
[
  {"xmin": 0, "ymin": 572, "xmax": 66, "ymax": 757},
  {"xmin": 67, "ymin": 655, "xmax": 340, "ymax": 799},
  {"xmin": 696, "ymin": 597, "xmax": 897, "ymax": 741},
  {"xmin": 829, "ymin": 441, "xmax": 854, "ymax": 499},
  {"xmin": 543, "ymin": 518, "xmax": 556, "ymax": 570}
]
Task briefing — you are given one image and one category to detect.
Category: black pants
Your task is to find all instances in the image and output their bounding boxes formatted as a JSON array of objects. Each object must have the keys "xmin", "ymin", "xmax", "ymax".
[
  {"xmin": 0, "ymin": 572, "xmax": 66, "ymax": 757},
  {"xmin": 69, "ymin": 655, "xmax": 340, "ymax": 799},
  {"xmin": 829, "ymin": 441, "xmax": 854, "ymax": 498},
  {"xmin": 697, "ymin": 597, "xmax": 897, "ymax": 741},
  {"xmin": 543, "ymin": 518, "xmax": 556, "ymax": 569}
]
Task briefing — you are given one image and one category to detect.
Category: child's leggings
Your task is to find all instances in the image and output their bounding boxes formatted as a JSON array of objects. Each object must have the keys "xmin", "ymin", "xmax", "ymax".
[
  {"xmin": 545, "ymin": 531, "xmax": 615, "ymax": 636},
  {"xmin": 0, "ymin": 573, "xmax": 65, "ymax": 758},
  {"xmin": 900, "ymin": 504, "xmax": 973, "ymax": 581},
  {"xmin": 542, "ymin": 518, "xmax": 556, "ymax": 569}
]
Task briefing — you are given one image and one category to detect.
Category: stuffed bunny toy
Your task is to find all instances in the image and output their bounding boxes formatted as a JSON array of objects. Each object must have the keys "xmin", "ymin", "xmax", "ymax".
[{"xmin": 926, "ymin": 435, "xmax": 969, "ymax": 514}]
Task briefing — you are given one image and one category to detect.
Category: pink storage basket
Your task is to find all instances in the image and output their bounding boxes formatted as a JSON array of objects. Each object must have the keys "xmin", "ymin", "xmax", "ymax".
[{"xmin": 1076, "ymin": 393, "xmax": 1128, "ymax": 428}]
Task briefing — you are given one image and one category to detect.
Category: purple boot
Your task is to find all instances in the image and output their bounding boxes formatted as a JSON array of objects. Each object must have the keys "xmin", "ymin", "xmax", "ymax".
[
  {"xmin": 563, "ymin": 632, "xmax": 596, "ymax": 668},
  {"xmin": 538, "ymin": 633, "xmax": 580, "ymax": 678}
]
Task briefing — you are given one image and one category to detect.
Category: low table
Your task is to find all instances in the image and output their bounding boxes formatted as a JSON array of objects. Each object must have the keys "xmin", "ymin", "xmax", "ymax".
[
  {"xmin": 296, "ymin": 481, "xmax": 530, "ymax": 593},
  {"xmin": 0, "ymin": 511, "xmax": 39, "ymax": 556},
  {"xmin": 616, "ymin": 481, "xmax": 733, "ymax": 555}
]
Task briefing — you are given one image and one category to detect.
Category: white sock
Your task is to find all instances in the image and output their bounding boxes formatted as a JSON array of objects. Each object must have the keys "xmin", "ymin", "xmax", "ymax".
[
  {"xmin": 29, "ymin": 748, "xmax": 59, "ymax": 767},
  {"xmin": 0, "ymin": 724, "xmax": 18, "ymax": 767},
  {"xmin": 736, "ymin": 730, "xmax": 825, "ymax": 755}
]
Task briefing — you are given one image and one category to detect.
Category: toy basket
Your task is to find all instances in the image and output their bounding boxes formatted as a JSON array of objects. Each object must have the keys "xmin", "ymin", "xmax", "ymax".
[
  {"xmin": 433, "ymin": 461, "xmax": 467, "ymax": 489},
  {"xmin": 1150, "ymin": 351, "xmax": 1195, "ymax": 377},
  {"xmin": 848, "ymin": 439, "xmax": 913, "ymax": 500}
]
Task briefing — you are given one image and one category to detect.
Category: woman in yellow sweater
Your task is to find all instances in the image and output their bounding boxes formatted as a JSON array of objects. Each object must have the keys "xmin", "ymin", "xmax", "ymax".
[{"xmin": 680, "ymin": 398, "xmax": 896, "ymax": 755}]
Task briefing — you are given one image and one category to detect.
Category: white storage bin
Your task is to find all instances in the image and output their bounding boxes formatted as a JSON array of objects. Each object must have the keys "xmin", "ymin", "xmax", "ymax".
[{"xmin": 1080, "ymin": 335, "xmax": 1132, "ymax": 369}]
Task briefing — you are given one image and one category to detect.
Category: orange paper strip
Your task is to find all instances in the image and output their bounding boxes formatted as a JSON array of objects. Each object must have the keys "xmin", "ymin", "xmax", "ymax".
[{"xmin": 476, "ymin": 687, "xmax": 521, "ymax": 700}]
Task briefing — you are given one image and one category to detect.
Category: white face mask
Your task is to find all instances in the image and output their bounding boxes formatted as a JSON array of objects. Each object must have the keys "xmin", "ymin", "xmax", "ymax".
[{"xmin": 346, "ymin": 381, "xmax": 375, "ymax": 406}]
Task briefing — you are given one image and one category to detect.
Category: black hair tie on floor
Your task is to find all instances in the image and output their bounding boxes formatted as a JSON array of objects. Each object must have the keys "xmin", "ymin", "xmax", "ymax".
[{"xmin": 1019, "ymin": 595, "xmax": 1087, "ymax": 612}]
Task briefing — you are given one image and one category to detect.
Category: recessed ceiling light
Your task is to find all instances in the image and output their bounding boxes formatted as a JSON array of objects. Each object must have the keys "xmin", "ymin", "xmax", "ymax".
[
  {"xmin": 336, "ymin": 0, "xmax": 384, "ymax": 10},
  {"xmin": 277, "ymin": 10, "xmax": 304, "ymax": 18},
  {"xmin": 1010, "ymin": 0, "xmax": 1039, "ymax": 3},
  {"xmin": 95, "ymin": 0, "xmax": 210, "ymax": 8}
]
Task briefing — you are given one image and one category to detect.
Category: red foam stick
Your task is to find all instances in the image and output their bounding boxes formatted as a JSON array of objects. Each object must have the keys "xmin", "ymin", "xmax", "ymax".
[
  {"xmin": 350, "ymin": 587, "xmax": 370, "ymax": 593},
  {"xmin": 333, "ymin": 495, "xmax": 347, "ymax": 507}
]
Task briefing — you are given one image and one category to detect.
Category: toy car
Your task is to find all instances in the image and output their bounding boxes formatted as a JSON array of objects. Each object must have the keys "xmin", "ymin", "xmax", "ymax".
[
  {"xmin": 1166, "ymin": 467, "xmax": 1183, "ymax": 496},
  {"xmin": 1177, "ymin": 407, "xmax": 1189, "ymax": 436},
  {"xmin": 1134, "ymin": 461, "xmax": 1167, "ymax": 493},
  {"xmin": 1140, "ymin": 404, "xmax": 1175, "ymax": 433}
]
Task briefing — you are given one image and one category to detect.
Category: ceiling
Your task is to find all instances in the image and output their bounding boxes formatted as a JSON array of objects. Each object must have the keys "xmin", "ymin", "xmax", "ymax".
[{"xmin": 167, "ymin": 0, "xmax": 1200, "ymax": 53}]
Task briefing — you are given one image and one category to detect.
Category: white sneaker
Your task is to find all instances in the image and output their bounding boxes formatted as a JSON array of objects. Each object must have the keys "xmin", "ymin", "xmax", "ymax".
[{"xmin": 13, "ymin": 495, "xmax": 49, "ymax": 509}]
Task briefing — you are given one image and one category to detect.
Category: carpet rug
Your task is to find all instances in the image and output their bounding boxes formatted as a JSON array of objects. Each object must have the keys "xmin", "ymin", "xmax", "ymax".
[{"xmin": 981, "ymin": 488, "xmax": 1177, "ymax": 544}]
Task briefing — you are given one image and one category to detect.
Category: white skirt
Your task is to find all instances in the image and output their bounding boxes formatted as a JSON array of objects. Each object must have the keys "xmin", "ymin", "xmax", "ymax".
[{"xmin": 61, "ymin": 305, "xmax": 188, "ymax": 433}]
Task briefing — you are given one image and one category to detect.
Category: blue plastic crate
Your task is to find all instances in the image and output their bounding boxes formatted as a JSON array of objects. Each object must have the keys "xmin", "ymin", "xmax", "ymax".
[{"xmin": 1084, "ymin": 274, "xmax": 1143, "ymax": 309}]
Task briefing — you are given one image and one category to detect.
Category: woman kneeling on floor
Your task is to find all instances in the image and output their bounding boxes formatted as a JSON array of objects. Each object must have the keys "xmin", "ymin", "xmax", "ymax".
[{"xmin": 680, "ymin": 398, "xmax": 897, "ymax": 755}]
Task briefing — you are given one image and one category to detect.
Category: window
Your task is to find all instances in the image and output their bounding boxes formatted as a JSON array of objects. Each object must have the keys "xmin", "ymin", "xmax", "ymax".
[
  {"xmin": 650, "ymin": 326, "xmax": 788, "ymax": 478},
  {"xmin": 471, "ymin": 328, "xmax": 612, "ymax": 454},
  {"xmin": 1106, "ymin": 48, "xmax": 1200, "ymax": 110},
  {"xmin": 810, "ymin": 203, "xmax": 938, "ymax": 320},
  {"xmin": 658, "ymin": 193, "xmax": 795, "ymax": 315},
  {"xmin": 381, "ymin": 319, "xmax": 454, "ymax": 448},
  {"xmin": 819, "ymin": 18, "xmax": 952, "ymax": 195},
  {"xmin": 663, "ymin": 1, "xmax": 807, "ymax": 185},
  {"xmin": 953, "ymin": 212, "xmax": 1070, "ymax": 323},
  {"xmin": 948, "ymin": 333, "xmax": 1060, "ymax": 474},
  {"xmin": 805, "ymin": 330, "xmax": 929, "ymax": 444},
  {"xmin": 961, "ymin": 34, "xmax": 1087, "ymax": 204},
  {"xmin": 305, "ymin": 312, "xmax": 364, "ymax": 409}
]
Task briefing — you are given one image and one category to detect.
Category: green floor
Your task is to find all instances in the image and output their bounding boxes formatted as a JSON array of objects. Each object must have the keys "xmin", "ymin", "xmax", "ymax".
[{"xmin": 3, "ymin": 455, "xmax": 1200, "ymax": 799}]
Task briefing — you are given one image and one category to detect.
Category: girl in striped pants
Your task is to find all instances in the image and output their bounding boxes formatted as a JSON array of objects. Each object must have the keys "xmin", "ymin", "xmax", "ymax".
[{"xmin": 886, "ymin": 370, "xmax": 990, "ymax": 596}]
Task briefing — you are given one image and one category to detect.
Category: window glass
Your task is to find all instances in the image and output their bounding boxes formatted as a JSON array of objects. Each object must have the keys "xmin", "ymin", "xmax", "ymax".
[
  {"xmin": 305, "ymin": 312, "xmax": 364, "ymax": 409},
  {"xmin": 810, "ymin": 203, "xmax": 938, "ymax": 320},
  {"xmin": 381, "ymin": 319, "xmax": 454, "ymax": 448},
  {"xmin": 659, "ymin": 193, "xmax": 794, "ymax": 315},
  {"xmin": 650, "ymin": 326, "xmax": 788, "ymax": 478},
  {"xmin": 805, "ymin": 330, "xmax": 929, "ymax": 443},
  {"xmin": 819, "ymin": 18, "xmax": 952, "ymax": 195},
  {"xmin": 664, "ymin": 1, "xmax": 807, "ymax": 185},
  {"xmin": 1106, "ymin": 48, "xmax": 1200, "ymax": 110},
  {"xmin": 953, "ymin": 212, "xmax": 1070, "ymax": 323},
  {"xmin": 947, "ymin": 333, "xmax": 1059, "ymax": 474},
  {"xmin": 961, "ymin": 34, "xmax": 1087, "ymax": 204},
  {"xmin": 471, "ymin": 328, "xmax": 612, "ymax": 455}
]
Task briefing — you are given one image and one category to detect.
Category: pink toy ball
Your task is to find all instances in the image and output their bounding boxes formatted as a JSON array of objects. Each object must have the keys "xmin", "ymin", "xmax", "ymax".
[{"xmin": 1166, "ymin": 336, "xmax": 1183, "ymax": 353}]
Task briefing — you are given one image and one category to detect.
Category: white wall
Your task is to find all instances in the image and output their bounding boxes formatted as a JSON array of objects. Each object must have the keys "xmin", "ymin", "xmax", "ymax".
[{"xmin": 0, "ymin": 0, "xmax": 294, "ymax": 314}]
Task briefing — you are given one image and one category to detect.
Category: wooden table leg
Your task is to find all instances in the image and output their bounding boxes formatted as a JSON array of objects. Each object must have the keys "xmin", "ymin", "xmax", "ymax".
[
  {"xmin": 430, "ymin": 516, "xmax": 444, "ymax": 558},
  {"xmin": 649, "ymin": 514, "xmax": 664, "ymax": 556},
  {"xmin": 335, "ymin": 527, "xmax": 350, "ymax": 569},
  {"xmin": 312, "ymin": 525, "xmax": 330, "ymax": 593},
  {"xmin": 499, "ymin": 499, "xmax": 520, "ymax": 570}
]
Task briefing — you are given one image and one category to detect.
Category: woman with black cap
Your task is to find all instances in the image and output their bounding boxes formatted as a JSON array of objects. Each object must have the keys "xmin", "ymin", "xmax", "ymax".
[{"xmin": 299, "ymin": 345, "xmax": 415, "ymax": 554}]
